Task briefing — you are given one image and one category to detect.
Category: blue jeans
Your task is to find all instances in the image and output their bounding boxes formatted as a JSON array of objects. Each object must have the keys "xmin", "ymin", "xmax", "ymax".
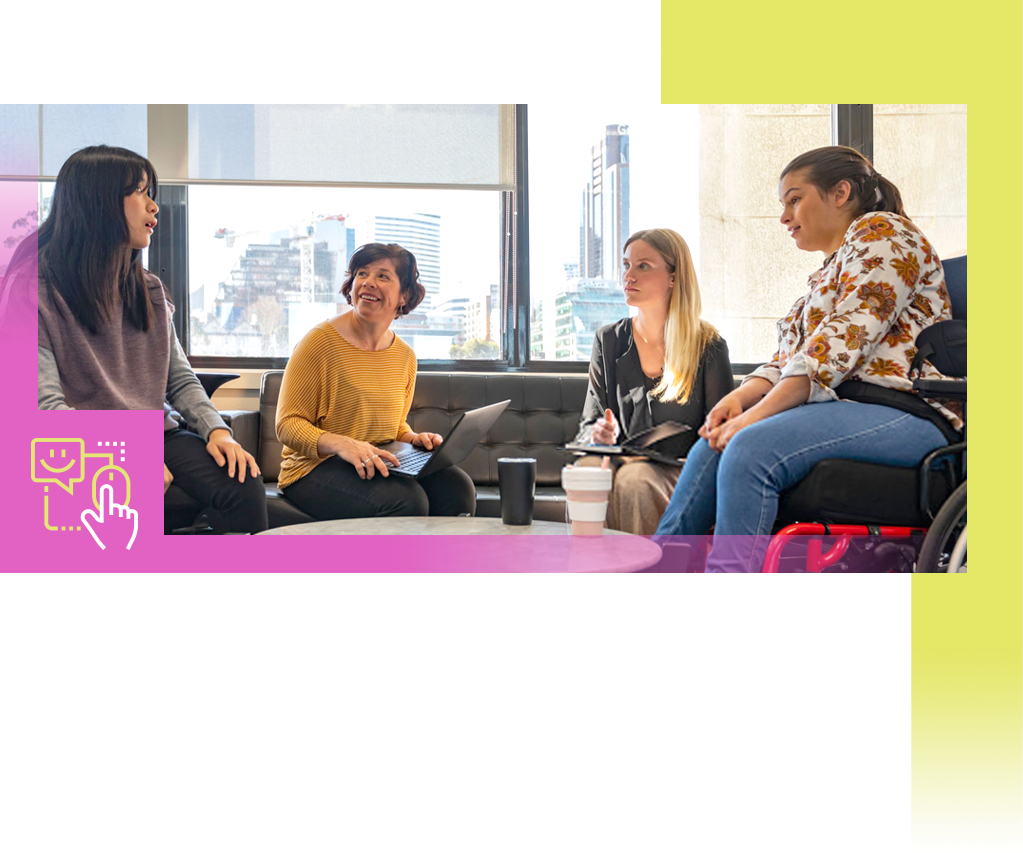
[{"xmin": 654, "ymin": 401, "xmax": 948, "ymax": 573}]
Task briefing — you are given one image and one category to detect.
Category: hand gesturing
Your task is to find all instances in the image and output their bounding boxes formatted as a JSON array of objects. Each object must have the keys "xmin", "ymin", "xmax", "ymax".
[
  {"xmin": 591, "ymin": 408, "xmax": 619, "ymax": 445},
  {"xmin": 81, "ymin": 484, "xmax": 139, "ymax": 551}
]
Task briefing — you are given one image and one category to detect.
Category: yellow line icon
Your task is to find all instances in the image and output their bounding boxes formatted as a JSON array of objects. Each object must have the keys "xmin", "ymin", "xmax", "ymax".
[
  {"xmin": 33, "ymin": 438, "xmax": 134, "ymax": 541},
  {"xmin": 31, "ymin": 438, "xmax": 85, "ymax": 495}
]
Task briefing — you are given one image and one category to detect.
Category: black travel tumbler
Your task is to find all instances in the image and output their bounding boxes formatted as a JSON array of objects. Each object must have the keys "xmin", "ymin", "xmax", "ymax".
[{"xmin": 498, "ymin": 457, "xmax": 536, "ymax": 525}]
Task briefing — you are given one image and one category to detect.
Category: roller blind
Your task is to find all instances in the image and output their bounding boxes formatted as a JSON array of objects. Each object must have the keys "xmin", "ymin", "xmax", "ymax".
[
  {"xmin": 1, "ymin": 104, "xmax": 514, "ymax": 189},
  {"xmin": 0, "ymin": 104, "xmax": 147, "ymax": 177},
  {"xmin": 186, "ymin": 104, "xmax": 515, "ymax": 188}
]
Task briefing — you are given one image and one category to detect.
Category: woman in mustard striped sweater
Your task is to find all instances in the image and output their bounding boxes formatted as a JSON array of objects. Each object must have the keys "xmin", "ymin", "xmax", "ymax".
[{"xmin": 275, "ymin": 243, "xmax": 476, "ymax": 519}]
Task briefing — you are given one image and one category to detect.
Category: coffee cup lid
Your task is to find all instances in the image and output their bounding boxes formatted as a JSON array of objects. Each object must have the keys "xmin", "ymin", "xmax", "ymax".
[{"xmin": 561, "ymin": 465, "xmax": 612, "ymax": 489}]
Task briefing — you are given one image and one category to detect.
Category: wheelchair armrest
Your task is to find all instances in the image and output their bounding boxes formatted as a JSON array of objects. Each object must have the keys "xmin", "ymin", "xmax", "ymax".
[
  {"xmin": 219, "ymin": 410, "xmax": 260, "ymax": 457},
  {"xmin": 913, "ymin": 378, "xmax": 966, "ymax": 401}
]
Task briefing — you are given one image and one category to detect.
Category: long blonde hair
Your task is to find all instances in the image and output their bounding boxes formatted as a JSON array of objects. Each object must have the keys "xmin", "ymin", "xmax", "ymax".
[{"xmin": 625, "ymin": 228, "xmax": 719, "ymax": 405}]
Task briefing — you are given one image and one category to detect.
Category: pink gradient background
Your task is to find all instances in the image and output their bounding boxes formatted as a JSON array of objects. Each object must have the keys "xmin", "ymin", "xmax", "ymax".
[
  {"xmin": 0, "ymin": 179, "xmax": 667, "ymax": 571},
  {"xmin": 0, "ymin": 180, "xmax": 904, "ymax": 574}
]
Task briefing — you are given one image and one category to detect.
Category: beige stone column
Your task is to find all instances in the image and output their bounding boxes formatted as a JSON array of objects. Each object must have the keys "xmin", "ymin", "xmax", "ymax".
[{"xmin": 698, "ymin": 105, "xmax": 832, "ymax": 365}]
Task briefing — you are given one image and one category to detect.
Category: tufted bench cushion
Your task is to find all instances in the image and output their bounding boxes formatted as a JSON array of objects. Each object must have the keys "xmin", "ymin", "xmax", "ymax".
[
  {"xmin": 405, "ymin": 373, "xmax": 588, "ymax": 521},
  {"xmin": 246, "ymin": 370, "xmax": 590, "ymax": 527}
]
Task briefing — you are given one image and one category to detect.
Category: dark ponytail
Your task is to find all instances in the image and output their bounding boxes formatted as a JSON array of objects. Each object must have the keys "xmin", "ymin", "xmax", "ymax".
[{"xmin": 781, "ymin": 145, "xmax": 907, "ymax": 220}]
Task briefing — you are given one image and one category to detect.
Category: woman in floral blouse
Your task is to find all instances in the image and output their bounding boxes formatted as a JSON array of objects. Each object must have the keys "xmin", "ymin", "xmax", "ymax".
[{"xmin": 655, "ymin": 145, "xmax": 960, "ymax": 572}]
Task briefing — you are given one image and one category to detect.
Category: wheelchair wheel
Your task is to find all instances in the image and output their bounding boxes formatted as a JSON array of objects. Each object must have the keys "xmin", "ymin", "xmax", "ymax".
[{"xmin": 917, "ymin": 481, "xmax": 967, "ymax": 573}]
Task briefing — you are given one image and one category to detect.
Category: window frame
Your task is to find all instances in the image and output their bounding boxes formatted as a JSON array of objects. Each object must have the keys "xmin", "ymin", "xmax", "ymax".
[
  {"xmin": 149, "ymin": 104, "xmax": 871, "ymax": 375},
  {"xmin": 832, "ymin": 103, "xmax": 873, "ymax": 163}
]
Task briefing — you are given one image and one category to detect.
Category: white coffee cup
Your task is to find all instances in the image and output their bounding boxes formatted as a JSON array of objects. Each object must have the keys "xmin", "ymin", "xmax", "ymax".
[{"xmin": 561, "ymin": 464, "xmax": 613, "ymax": 535}]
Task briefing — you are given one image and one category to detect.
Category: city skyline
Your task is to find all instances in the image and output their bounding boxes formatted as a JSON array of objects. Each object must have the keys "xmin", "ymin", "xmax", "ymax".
[
  {"xmin": 580, "ymin": 124, "xmax": 630, "ymax": 281},
  {"xmin": 191, "ymin": 211, "xmax": 501, "ymax": 360},
  {"xmin": 531, "ymin": 124, "xmax": 632, "ymax": 360},
  {"xmin": 17, "ymin": 110, "xmax": 701, "ymax": 357},
  {"xmin": 186, "ymin": 118, "xmax": 645, "ymax": 361}
]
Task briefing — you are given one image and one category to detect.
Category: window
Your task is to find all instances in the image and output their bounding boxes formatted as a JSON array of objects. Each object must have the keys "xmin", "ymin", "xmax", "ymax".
[
  {"xmin": 527, "ymin": 103, "xmax": 833, "ymax": 366},
  {"xmin": 5, "ymin": 104, "xmax": 964, "ymax": 374},
  {"xmin": 186, "ymin": 184, "xmax": 502, "ymax": 360},
  {"xmin": 167, "ymin": 104, "xmax": 515, "ymax": 366}
]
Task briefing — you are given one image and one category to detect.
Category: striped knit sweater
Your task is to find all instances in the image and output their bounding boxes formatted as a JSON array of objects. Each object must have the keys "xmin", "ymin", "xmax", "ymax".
[{"xmin": 276, "ymin": 320, "xmax": 416, "ymax": 489}]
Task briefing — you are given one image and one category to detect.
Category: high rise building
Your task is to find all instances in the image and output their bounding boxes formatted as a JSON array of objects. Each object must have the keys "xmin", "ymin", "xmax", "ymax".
[
  {"xmin": 191, "ymin": 234, "xmax": 339, "ymax": 358},
  {"xmin": 312, "ymin": 215, "xmax": 354, "ymax": 294},
  {"xmin": 465, "ymin": 284, "xmax": 500, "ymax": 343},
  {"xmin": 344, "ymin": 212, "xmax": 452, "ymax": 353},
  {"xmin": 580, "ymin": 125, "xmax": 630, "ymax": 282},
  {"xmin": 530, "ymin": 278, "xmax": 627, "ymax": 361},
  {"xmin": 366, "ymin": 212, "xmax": 441, "ymax": 308}
]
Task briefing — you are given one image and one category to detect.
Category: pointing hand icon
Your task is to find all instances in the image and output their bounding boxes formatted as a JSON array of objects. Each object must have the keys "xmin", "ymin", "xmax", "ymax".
[{"xmin": 81, "ymin": 484, "xmax": 139, "ymax": 551}]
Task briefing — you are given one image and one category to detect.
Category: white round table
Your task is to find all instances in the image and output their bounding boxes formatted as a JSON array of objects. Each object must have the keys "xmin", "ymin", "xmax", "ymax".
[{"xmin": 256, "ymin": 517, "xmax": 663, "ymax": 573}]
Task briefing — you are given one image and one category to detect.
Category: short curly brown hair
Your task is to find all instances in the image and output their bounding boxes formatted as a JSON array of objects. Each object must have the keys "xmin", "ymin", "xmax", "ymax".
[{"xmin": 340, "ymin": 243, "xmax": 426, "ymax": 317}]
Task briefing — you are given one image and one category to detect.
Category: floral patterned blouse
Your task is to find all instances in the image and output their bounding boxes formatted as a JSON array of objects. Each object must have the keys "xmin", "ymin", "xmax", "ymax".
[{"xmin": 746, "ymin": 211, "xmax": 962, "ymax": 430}]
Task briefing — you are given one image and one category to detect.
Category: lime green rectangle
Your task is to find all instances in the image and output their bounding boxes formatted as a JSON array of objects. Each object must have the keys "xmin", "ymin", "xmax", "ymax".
[{"xmin": 662, "ymin": 2, "xmax": 1022, "ymax": 847}]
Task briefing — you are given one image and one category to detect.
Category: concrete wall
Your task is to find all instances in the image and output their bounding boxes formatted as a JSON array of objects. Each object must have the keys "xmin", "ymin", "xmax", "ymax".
[
  {"xmin": 873, "ymin": 104, "xmax": 967, "ymax": 260},
  {"xmin": 699, "ymin": 104, "xmax": 832, "ymax": 364}
]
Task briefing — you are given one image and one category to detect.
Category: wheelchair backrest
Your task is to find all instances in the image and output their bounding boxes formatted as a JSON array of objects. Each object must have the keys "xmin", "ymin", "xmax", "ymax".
[{"xmin": 942, "ymin": 255, "xmax": 966, "ymax": 321}]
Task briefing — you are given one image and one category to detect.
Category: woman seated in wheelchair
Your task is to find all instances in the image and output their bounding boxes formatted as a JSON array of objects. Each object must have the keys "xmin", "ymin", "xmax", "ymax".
[{"xmin": 655, "ymin": 145, "xmax": 962, "ymax": 572}]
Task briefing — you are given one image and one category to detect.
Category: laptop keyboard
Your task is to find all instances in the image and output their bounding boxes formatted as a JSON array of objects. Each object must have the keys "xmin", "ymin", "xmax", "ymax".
[{"xmin": 387, "ymin": 447, "xmax": 434, "ymax": 474}]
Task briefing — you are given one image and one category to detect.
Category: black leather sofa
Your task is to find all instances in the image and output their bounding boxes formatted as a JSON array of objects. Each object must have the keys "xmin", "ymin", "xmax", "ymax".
[{"xmin": 216, "ymin": 371, "xmax": 593, "ymax": 529}]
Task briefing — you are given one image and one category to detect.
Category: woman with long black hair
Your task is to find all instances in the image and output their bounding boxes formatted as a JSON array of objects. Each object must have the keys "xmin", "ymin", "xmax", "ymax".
[{"xmin": 35, "ymin": 145, "xmax": 267, "ymax": 533}]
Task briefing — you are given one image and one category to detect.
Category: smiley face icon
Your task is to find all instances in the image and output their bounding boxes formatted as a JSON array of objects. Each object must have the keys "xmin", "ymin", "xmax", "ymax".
[{"xmin": 31, "ymin": 438, "xmax": 86, "ymax": 495}]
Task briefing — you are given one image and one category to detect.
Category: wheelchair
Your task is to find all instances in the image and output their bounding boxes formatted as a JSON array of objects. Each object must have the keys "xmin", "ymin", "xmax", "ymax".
[{"xmin": 763, "ymin": 255, "xmax": 966, "ymax": 574}]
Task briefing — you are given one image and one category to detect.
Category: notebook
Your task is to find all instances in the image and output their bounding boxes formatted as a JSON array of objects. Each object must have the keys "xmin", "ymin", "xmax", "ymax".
[{"xmin": 561, "ymin": 421, "xmax": 693, "ymax": 467}]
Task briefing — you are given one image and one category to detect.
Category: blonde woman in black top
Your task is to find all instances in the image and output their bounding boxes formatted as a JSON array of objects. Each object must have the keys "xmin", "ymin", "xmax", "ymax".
[{"xmin": 576, "ymin": 228, "xmax": 732, "ymax": 535}]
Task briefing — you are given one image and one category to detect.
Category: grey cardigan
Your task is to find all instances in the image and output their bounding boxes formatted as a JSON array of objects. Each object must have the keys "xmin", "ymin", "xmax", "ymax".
[{"xmin": 38, "ymin": 274, "xmax": 228, "ymax": 440}]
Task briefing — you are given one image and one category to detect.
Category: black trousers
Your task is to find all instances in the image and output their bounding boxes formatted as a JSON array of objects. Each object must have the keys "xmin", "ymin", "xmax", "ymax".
[
  {"xmin": 282, "ymin": 456, "xmax": 476, "ymax": 520},
  {"xmin": 164, "ymin": 429, "xmax": 268, "ymax": 534}
]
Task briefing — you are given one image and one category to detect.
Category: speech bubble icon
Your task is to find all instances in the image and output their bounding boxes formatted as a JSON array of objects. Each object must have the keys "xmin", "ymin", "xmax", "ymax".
[{"xmin": 31, "ymin": 438, "xmax": 86, "ymax": 495}]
